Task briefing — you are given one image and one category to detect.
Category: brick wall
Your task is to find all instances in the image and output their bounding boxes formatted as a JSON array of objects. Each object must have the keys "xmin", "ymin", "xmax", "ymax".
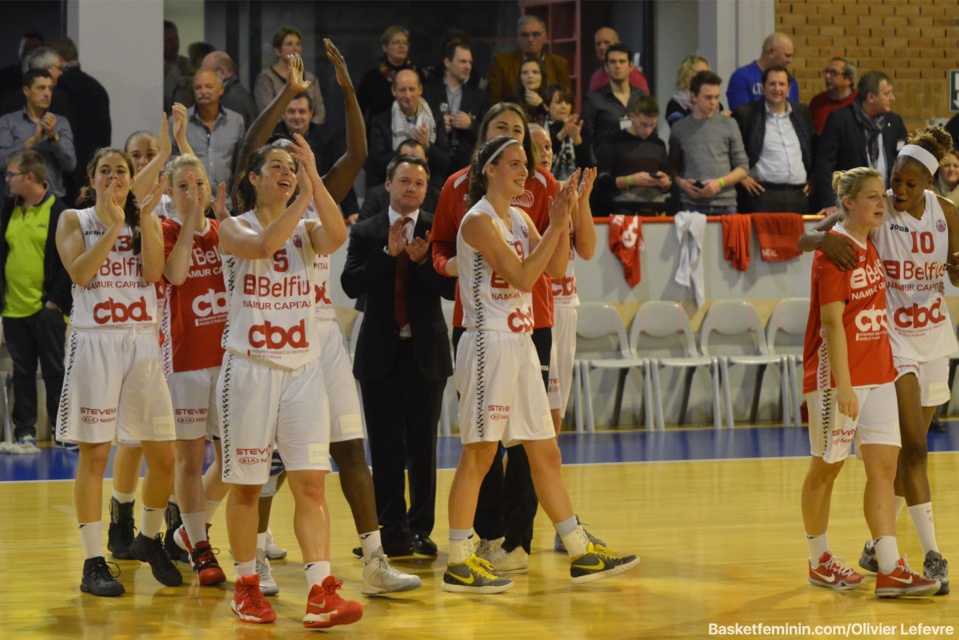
[{"xmin": 776, "ymin": 0, "xmax": 959, "ymax": 129}]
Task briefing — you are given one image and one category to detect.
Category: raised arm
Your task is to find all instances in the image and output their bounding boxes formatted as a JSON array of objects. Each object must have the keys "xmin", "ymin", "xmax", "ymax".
[
  {"xmin": 132, "ymin": 111, "xmax": 173, "ymax": 205},
  {"xmin": 571, "ymin": 167, "xmax": 597, "ymax": 260},
  {"xmin": 291, "ymin": 133, "xmax": 347, "ymax": 255},
  {"xmin": 321, "ymin": 39, "xmax": 367, "ymax": 203}
]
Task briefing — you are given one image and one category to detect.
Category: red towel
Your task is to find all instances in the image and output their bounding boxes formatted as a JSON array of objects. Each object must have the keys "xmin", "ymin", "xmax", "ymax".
[
  {"xmin": 753, "ymin": 213, "xmax": 804, "ymax": 262},
  {"xmin": 608, "ymin": 214, "xmax": 643, "ymax": 287},
  {"xmin": 721, "ymin": 214, "xmax": 751, "ymax": 271}
]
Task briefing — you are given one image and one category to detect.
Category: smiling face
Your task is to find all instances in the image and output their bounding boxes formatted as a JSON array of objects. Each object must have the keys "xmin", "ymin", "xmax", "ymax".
[
  {"xmin": 843, "ymin": 176, "xmax": 887, "ymax": 229},
  {"xmin": 484, "ymin": 109, "xmax": 526, "ymax": 143},
  {"xmin": 92, "ymin": 152, "xmax": 133, "ymax": 203},
  {"xmin": 940, "ymin": 152, "xmax": 959, "ymax": 188},
  {"xmin": 275, "ymin": 34, "xmax": 302, "ymax": 60},
  {"xmin": 547, "ymin": 92, "xmax": 570, "ymax": 122},
  {"xmin": 488, "ymin": 144, "xmax": 529, "ymax": 197},
  {"xmin": 890, "ymin": 159, "xmax": 932, "ymax": 213},
  {"xmin": 283, "ymin": 96, "xmax": 313, "ymax": 136},
  {"xmin": 530, "ymin": 127, "xmax": 552, "ymax": 170},
  {"xmin": 193, "ymin": 69, "xmax": 223, "ymax": 108},
  {"xmin": 763, "ymin": 70, "xmax": 789, "ymax": 111},
  {"xmin": 392, "ymin": 69, "xmax": 422, "ymax": 116},
  {"xmin": 125, "ymin": 134, "xmax": 159, "ymax": 176},
  {"xmin": 520, "ymin": 61, "xmax": 542, "ymax": 91},
  {"xmin": 251, "ymin": 148, "xmax": 297, "ymax": 205}
]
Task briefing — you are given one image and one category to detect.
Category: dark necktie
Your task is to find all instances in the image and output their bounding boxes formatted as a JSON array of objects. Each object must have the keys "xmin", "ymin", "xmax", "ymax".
[{"xmin": 394, "ymin": 218, "xmax": 411, "ymax": 327}]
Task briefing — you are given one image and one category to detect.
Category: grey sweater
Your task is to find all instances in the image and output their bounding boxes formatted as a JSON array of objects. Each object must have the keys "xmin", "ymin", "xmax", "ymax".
[{"xmin": 668, "ymin": 113, "xmax": 748, "ymax": 208}]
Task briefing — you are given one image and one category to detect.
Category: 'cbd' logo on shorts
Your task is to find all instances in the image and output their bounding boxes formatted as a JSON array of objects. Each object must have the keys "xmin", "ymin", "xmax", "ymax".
[{"xmin": 248, "ymin": 320, "xmax": 308, "ymax": 349}]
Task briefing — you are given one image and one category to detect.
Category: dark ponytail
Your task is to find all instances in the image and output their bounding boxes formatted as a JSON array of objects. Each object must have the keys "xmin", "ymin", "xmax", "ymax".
[{"xmin": 87, "ymin": 147, "xmax": 142, "ymax": 253}]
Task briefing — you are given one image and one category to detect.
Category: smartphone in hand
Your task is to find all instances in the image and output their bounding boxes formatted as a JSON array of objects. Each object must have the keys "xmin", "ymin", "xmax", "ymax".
[{"xmin": 692, "ymin": 179, "xmax": 705, "ymax": 189}]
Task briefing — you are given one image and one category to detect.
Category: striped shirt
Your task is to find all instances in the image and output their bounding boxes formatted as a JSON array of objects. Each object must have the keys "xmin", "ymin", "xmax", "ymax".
[{"xmin": 173, "ymin": 105, "xmax": 246, "ymax": 200}]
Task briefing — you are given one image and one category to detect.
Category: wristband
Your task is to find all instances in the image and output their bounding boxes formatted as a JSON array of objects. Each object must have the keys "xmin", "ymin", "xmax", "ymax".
[
  {"xmin": 718, "ymin": 178, "xmax": 726, "ymax": 188},
  {"xmin": 626, "ymin": 175, "xmax": 633, "ymax": 187}
]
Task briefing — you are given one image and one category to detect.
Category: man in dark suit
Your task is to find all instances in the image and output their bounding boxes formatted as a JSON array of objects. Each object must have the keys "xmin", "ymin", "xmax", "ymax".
[
  {"xmin": 814, "ymin": 70, "xmax": 907, "ymax": 210},
  {"xmin": 732, "ymin": 66, "xmax": 814, "ymax": 213},
  {"xmin": 424, "ymin": 41, "xmax": 489, "ymax": 176},
  {"xmin": 358, "ymin": 139, "xmax": 440, "ymax": 222},
  {"xmin": 486, "ymin": 15, "xmax": 570, "ymax": 105},
  {"xmin": 341, "ymin": 154, "xmax": 454, "ymax": 557},
  {"xmin": 367, "ymin": 70, "xmax": 450, "ymax": 191}
]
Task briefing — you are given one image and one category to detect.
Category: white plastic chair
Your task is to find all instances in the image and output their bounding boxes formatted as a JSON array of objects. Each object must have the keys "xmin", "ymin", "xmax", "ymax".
[
  {"xmin": 766, "ymin": 298, "xmax": 810, "ymax": 427},
  {"xmin": 575, "ymin": 303, "xmax": 652, "ymax": 432},
  {"xmin": 700, "ymin": 300, "xmax": 790, "ymax": 428},
  {"xmin": 630, "ymin": 301, "xmax": 722, "ymax": 430}
]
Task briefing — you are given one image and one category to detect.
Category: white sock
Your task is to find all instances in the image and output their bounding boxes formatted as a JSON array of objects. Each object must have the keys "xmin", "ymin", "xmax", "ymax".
[
  {"xmin": 78, "ymin": 522, "xmax": 102, "ymax": 559},
  {"xmin": 805, "ymin": 532, "xmax": 829, "ymax": 565},
  {"xmin": 894, "ymin": 495, "xmax": 907, "ymax": 520},
  {"xmin": 908, "ymin": 502, "xmax": 939, "ymax": 556},
  {"xmin": 112, "ymin": 490, "xmax": 136, "ymax": 504},
  {"xmin": 168, "ymin": 495, "xmax": 178, "ymax": 506},
  {"xmin": 560, "ymin": 525, "xmax": 589, "ymax": 558},
  {"xmin": 874, "ymin": 535, "xmax": 899, "ymax": 574},
  {"xmin": 204, "ymin": 499, "xmax": 222, "ymax": 524},
  {"xmin": 305, "ymin": 561, "xmax": 331, "ymax": 588},
  {"xmin": 359, "ymin": 530, "xmax": 382, "ymax": 561},
  {"xmin": 235, "ymin": 559, "xmax": 255, "ymax": 578},
  {"xmin": 182, "ymin": 511, "xmax": 207, "ymax": 545},
  {"xmin": 141, "ymin": 506, "xmax": 164, "ymax": 539},
  {"xmin": 256, "ymin": 532, "xmax": 268, "ymax": 551}
]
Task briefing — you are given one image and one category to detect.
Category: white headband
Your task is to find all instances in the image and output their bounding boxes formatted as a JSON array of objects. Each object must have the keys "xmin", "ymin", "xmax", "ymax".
[
  {"xmin": 898, "ymin": 144, "xmax": 940, "ymax": 176},
  {"xmin": 482, "ymin": 138, "xmax": 521, "ymax": 174}
]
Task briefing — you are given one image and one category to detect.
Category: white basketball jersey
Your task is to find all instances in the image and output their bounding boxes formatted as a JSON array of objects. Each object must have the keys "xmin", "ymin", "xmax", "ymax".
[
  {"xmin": 870, "ymin": 190, "xmax": 959, "ymax": 361},
  {"xmin": 551, "ymin": 228, "xmax": 579, "ymax": 307},
  {"xmin": 69, "ymin": 207, "xmax": 158, "ymax": 330},
  {"xmin": 457, "ymin": 197, "xmax": 534, "ymax": 334},
  {"xmin": 303, "ymin": 200, "xmax": 336, "ymax": 321},
  {"xmin": 221, "ymin": 211, "xmax": 319, "ymax": 369}
]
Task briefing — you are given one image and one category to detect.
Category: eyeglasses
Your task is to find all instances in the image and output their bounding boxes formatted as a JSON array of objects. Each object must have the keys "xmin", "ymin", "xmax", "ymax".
[
  {"xmin": 520, "ymin": 31, "xmax": 545, "ymax": 39},
  {"xmin": 822, "ymin": 68, "xmax": 845, "ymax": 77},
  {"xmin": 5, "ymin": 171, "xmax": 24, "ymax": 179}
]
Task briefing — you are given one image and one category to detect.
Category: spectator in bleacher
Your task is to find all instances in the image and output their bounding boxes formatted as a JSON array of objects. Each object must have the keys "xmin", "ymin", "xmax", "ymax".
[
  {"xmin": 510, "ymin": 59, "xmax": 549, "ymax": 124},
  {"xmin": 486, "ymin": 15, "xmax": 570, "ymax": 106},
  {"xmin": 357, "ymin": 25, "xmax": 416, "ymax": 125},
  {"xmin": 172, "ymin": 68, "xmax": 245, "ymax": 207},
  {"xmin": 424, "ymin": 41, "xmax": 489, "ymax": 176},
  {"xmin": 50, "ymin": 36, "xmax": 110, "ymax": 202},
  {"xmin": 0, "ymin": 47, "xmax": 74, "ymax": 129},
  {"xmin": 273, "ymin": 92, "xmax": 359, "ymax": 221},
  {"xmin": 587, "ymin": 27, "xmax": 649, "ymax": 94},
  {"xmin": 0, "ymin": 31, "xmax": 43, "ymax": 100},
  {"xmin": 1, "ymin": 149, "xmax": 71, "ymax": 448},
  {"xmin": 163, "ymin": 21, "xmax": 189, "ymax": 113},
  {"xmin": 666, "ymin": 55, "xmax": 711, "ymax": 128},
  {"xmin": 809, "ymin": 57, "xmax": 857, "ymax": 135},
  {"xmin": 359, "ymin": 139, "xmax": 440, "ymax": 222},
  {"xmin": 201, "ymin": 51, "xmax": 258, "ymax": 128},
  {"xmin": 732, "ymin": 65, "xmax": 813, "ymax": 214},
  {"xmin": 0, "ymin": 69, "xmax": 75, "ymax": 199},
  {"xmin": 595, "ymin": 93, "xmax": 670, "ymax": 216},
  {"xmin": 934, "ymin": 148, "xmax": 959, "ymax": 207},
  {"xmin": 422, "ymin": 29, "xmax": 483, "ymax": 90},
  {"xmin": 543, "ymin": 84, "xmax": 588, "ymax": 181},
  {"xmin": 668, "ymin": 70, "xmax": 747, "ymax": 215},
  {"xmin": 583, "ymin": 44, "xmax": 647, "ymax": 150},
  {"xmin": 813, "ymin": 70, "xmax": 906, "ymax": 210},
  {"xmin": 254, "ymin": 27, "xmax": 325, "ymax": 125},
  {"xmin": 726, "ymin": 32, "xmax": 798, "ymax": 111},
  {"xmin": 366, "ymin": 69, "xmax": 449, "ymax": 190}
]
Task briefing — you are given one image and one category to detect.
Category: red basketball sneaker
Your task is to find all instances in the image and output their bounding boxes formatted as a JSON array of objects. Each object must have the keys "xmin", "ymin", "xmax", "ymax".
[
  {"xmin": 232, "ymin": 574, "xmax": 277, "ymax": 623},
  {"xmin": 808, "ymin": 552, "xmax": 863, "ymax": 590},
  {"xmin": 876, "ymin": 556, "xmax": 941, "ymax": 598},
  {"xmin": 303, "ymin": 576, "xmax": 363, "ymax": 629},
  {"xmin": 191, "ymin": 540, "xmax": 226, "ymax": 586}
]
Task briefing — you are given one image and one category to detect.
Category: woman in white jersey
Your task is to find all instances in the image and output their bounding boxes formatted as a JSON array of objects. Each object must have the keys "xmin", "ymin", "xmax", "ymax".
[
  {"xmin": 800, "ymin": 168, "xmax": 940, "ymax": 597},
  {"xmin": 217, "ymin": 134, "xmax": 361, "ymax": 629},
  {"xmin": 442, "ymin": 135, "xmax": 639, "ymax": 593},
  {"xmin": 55, "ymin": 148, "xmax": 180, "ymax": 597},
  {"xmin": 801, "ymin": 126, "xmax": 956, "ymax": 594}
]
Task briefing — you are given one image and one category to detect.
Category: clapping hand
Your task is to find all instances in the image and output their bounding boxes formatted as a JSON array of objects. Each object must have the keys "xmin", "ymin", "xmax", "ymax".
[
  {"xmin": 212, "ymin": 183, "xmax": 230, "ymax": 221},
  {"xmin": 406, "ymin": 230, "xmax": 430, "ymax": 263},
  {"xmin": 325, "ymin": 39, "xmax": 353, "ymax": 92}
]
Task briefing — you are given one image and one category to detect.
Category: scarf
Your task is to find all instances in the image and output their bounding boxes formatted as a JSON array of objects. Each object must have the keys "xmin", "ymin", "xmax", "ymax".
[
  {"xmin": 391, "ymin": 98, "xmax": 437, "ymax": 150},
  {"xmin": 852, "ymin": 100, "xmax": 885, "ymax": 168},
  {"xmin": 546, "ymin": 117, "xmax": 576, "ymax": 181},
  {"xmin": 671, "ymin": 88, "xmax": 693, "ymax": 112}
]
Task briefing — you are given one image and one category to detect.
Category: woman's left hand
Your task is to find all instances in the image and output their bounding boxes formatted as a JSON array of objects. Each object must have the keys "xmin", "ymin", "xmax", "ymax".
[{"xmin": 525, "ymin": 90, "xmax": 543, "ymax": 108}]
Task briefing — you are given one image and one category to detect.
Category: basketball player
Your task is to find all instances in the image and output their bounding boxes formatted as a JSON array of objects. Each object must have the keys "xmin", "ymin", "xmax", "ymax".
[
  {"xmin": 56, "ymin": 148, "xmax": 180, "ymax": 596},
  {"xmin": 442, "ymin": 135, "xmax": 639, "ymax": 593},
  {"xmin": 801, "ymin": 126, "xmax": 956, "ymax": 595},
  {"xmin": 801, "ymin": 167, "xmax": 940, "ymax": 597}
]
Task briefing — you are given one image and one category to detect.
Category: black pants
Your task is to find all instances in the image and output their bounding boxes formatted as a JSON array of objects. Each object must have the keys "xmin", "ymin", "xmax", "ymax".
[
  {"xmin": 455, "ymin": 326, "xmax": 550, "ymax": 554},
  {"xmin": 360, "ymin": 339, "xmax": 445, "ymax": 548},
  {"xmin": 4, "ymin": 307, "xmax": 66, "ymax": 439}
]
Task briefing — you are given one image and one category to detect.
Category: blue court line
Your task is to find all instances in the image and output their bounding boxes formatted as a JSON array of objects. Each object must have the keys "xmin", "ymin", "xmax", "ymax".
[{"xmin": 3, "ymin": 422, "xmax": 958, "ymax": 483}]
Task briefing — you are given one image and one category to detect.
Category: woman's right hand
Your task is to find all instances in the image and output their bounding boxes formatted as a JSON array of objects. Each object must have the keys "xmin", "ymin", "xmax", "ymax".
[
  {"xmin": 836, "ymin": 383, "xmax": 859, "ymax": 419},
  {"xmin": 525, "ymin": 90, "xmax": 543, "ymax": 108},
  {"xmin": 548, "ymin": 171, "xmax": 578, "ymax": 228},
  {"xmin": 171, "ymin": 103, "xmax": 189, "ymax": 150}
]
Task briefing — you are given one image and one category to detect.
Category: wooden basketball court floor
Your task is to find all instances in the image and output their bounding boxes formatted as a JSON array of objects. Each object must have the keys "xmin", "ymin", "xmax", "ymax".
[{"xmin": 1, "ymin": 424, "xmax": 957, "ymax": 639}]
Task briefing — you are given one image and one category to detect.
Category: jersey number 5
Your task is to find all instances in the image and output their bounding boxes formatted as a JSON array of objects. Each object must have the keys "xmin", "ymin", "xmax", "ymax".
[{"xmin": 273, "ymin": 248, "xmax": 289, "ymax": 272}]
